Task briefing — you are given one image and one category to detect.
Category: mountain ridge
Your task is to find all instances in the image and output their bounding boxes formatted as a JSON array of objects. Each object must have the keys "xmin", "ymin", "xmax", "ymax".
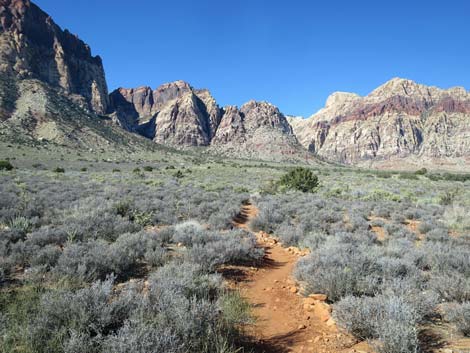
[{"xmin": 1, "ymin": 0, "xmax": 469, "ymax": 168}]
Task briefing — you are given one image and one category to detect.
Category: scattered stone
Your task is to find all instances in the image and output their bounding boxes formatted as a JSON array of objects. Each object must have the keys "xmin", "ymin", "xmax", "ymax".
[
  {"xmin": 298, "ymin": 324, "xmax": 307, "ymax": 330},
  {"xmin": 290, "ymin": 286, "xmax": 298, "ymax": 294},
  {"xmin": 309, "ymin": 293, "xmax": 328, "ymax": 301}
]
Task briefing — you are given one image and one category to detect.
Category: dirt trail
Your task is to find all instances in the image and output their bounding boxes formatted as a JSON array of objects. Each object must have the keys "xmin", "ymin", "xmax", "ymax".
[{"xmin": 230, "ymin": 202, "xmax": 371, "ymax": 353}]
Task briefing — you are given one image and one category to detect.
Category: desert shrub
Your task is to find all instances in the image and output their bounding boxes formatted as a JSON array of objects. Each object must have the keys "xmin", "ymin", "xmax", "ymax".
[
  {"xmin": 428, "ymin": 273, "xmax": 470, "ymax": 302},
  {"xmin": 0, "ymin": 160, "xmax": 14, "ymax": 171},
  {"xmin": 143, "ymin": 166, "xmax": 153, "ymax": 172},
  {"xmin": 54, "ymin": 240, "xmax": 114, "ymax": 281},
  {"xmin": 55, "ymin": 231, "xmax": 167, "ymax": 281},
  {"xmin": 398, "ymin": 173, "xmax": 418, "ymax": 180},
  {"xmin": 439, "ymin": 189, "xmax": 458, "ymax": 206},
  {"xmin": 274, "ymin": 222, "xmax": 304, "ymax": 245},
  {"xmin": 30, "ymin": 244, "xmax": 61, "ymax": 269},
  {"xmin": 102, "ymin": 320, "xmax": 181, "ymax": 353},
  {"xmin": 443, "ymin": 205, "xmax": 470, "ymax": 230},
  {"xmin": 374, "ymin": 205, "xmax": 392, "ymax": 218},
  {"xmin": 334, "ymin": 294, "xmax": 420, "ymax": 353},
  {"xmin": 443, "ymin": 302, "xmax": 470, "ymax": 336},
  {"xmin": 295, "ymin": 239, "xmax": 383, "ymax": 300},
  {"xmin": 28, "ymin": 277, "xmax": 139, "ymax": 353},
  {"xmin": 299, "ymin": 232, "xmax": 328, "ymax": 250},
  {"xmin": 53, "ymin": 167, "xmax": 65, "ymax": 173},
  {"xmin": 415, "ymin": 168, "xmax": 427, "ymax": 175},
  {"xmin": 61, "ymin": 209, "xmax": 140, "ymax": 242},
  {"xmin": 391, "ymin": 213, "xmax": 406, "ymax": 224},
  {"xmin": 404, "ymin": 208, "xmax": 422, "ymax": 220},
  {"xmin": 278, "ymin": 167, "xmax": 319, "ymax": 193},
  {"xmin": 171, "ymin": 221, "xmax": 207, "ymax": 246},
  {"xmin": 250, "ymin": 199, "xmax": 286, "ymax": 233},
  {"xmin": 425, "ymin": 228, "xmax": 450, "ymax": 242},
  {"xmin": 417, "ymin": 221, "xmax": 434, "ymax": 234},
  {"xmin": 185, "ymin": 230, "xmax": 263, "ymax": 271}
]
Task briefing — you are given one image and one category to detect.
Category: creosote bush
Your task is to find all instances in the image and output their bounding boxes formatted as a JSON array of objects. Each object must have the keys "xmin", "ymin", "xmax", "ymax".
[
  {"xmin": 0, "ymin": 160, "xmax": 14, "ymax": 171},
  {"xmin": 278, "ymin": 167, "xmax": 319, "ymax": 193}
]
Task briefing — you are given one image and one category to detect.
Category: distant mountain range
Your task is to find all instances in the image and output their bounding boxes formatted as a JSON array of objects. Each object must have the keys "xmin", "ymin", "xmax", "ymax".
[{"xmin": 1, "ymin": 0, "xmax": 469, "ymax": 168}]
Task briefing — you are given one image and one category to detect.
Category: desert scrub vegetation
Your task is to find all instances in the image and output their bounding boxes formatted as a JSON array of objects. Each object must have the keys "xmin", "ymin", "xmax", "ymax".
[
  {"xmin": 0, "ymin": 162, "xmax": 262, "ymax": 353},
  {"xmin": 252, "ymin": 172, "xmax": 470, "ymax": 352}
]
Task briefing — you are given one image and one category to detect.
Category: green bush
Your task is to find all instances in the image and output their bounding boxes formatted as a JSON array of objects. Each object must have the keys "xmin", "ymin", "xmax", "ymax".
[
  {"xmin": 278, "ymin": 167, "xmax": 319, "ymax": 193},
  {"xmin": 53, "ymin": 167, "xmax": 65, "ymax": 173},
  {"xmin": 0, "ymin": 160, "xmax": 14, "ymax": 171},
  {"xmin": 143, "ymin": 166, "xmax": 154, "ymax": 172},
  {"xmin": 415, "ymin": 168, "xmax": 427, "ymax": 175}
]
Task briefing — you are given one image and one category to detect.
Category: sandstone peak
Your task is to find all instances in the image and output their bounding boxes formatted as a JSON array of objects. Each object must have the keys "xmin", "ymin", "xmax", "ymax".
[
  {"xmin": 241, "ymin": 100, "xmax": 277, "ymax": 110},
  {"xmin": 325, "ymin": 92, "xmax": 361, "ymax": 109},
  {"xmin": 155, "ymin": 80, "xmax": 192, "ymax": 92}
]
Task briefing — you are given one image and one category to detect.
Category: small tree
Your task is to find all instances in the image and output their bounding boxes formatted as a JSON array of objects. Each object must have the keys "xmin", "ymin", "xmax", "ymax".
[{"xmin": 278, "ymin": 167, "xmax": 319, "ymax": 193}]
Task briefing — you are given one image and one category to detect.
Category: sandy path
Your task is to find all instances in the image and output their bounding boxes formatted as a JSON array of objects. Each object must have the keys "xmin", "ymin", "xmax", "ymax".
[{"xmin": 230, "ymin": 203, "xmax": 371, "ymax": 353}]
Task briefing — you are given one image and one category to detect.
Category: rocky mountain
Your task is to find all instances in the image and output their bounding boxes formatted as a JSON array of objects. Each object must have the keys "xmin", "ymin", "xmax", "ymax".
[
  {"xmin": 0, "ymin": 0, "xmax": 109, "ymax": 114},
  {"xmin": 289, "ymin": 78, "xmax": 470, "ymax": 168},
  {"xmin": 109, "ymin": 82, "xmax": 306, "ymax": 161},
  {"xmin": 0, "ymin": 0, "xmax": 156, "ymax": 150},
  {"xmin": 2, "ymin": 0, "xmax": 469, "ymax": 168}
]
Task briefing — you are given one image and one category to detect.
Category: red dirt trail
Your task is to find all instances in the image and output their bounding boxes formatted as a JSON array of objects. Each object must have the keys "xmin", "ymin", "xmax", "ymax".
[{"xmin": 230, "ymin": 202, "xmax": 372, "ymax": 353}]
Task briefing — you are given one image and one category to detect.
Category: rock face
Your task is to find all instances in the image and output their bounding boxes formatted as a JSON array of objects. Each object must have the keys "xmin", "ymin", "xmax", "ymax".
[
  {"xmin": 289, "ymin": 78, "xmax": 470, "ymax": 166},
  {"xmin": 109, "ymin": 82, "xmax": 305, "ymax": 160},
  {"xmin": 109, "ymin": 81, "xmax": 223, "ymax": 146},
  {"xmin": 0, "ymin": 0, "xmax": 109, "ymax": 114},
  {"xmin": 211, "ymin": 101, "xmax": 303, "ymax": 160}
]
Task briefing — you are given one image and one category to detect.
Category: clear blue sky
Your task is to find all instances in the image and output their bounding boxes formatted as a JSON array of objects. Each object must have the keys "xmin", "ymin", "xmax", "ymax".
[{"xmin": 35, "ymin": 0, "xmax": 470, "ymax": 117}]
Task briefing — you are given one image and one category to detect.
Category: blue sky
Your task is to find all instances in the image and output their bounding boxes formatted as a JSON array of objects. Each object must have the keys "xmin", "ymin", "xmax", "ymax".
[{"xmin": 36, "ymin": 0, "xmax": 470, "ymax": 117}]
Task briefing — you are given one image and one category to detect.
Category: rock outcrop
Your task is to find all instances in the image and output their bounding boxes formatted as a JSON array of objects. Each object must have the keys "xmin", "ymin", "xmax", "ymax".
[
  {"xmin": 0, "ymin": 0, "xmax": 109, "ymax": 114},
  {"xmin": 109, "ymin": 81, "xmax": 222, "ymax": 146},
  {"xmin": 211, "ymin": 101, "xmax": 303, "ymax": 160},
  {"xmin": 109, "ymin": 82, "xmax": 305, "ymax": 161},
  {"xmin": 289, "ymin": 78, "xmax": 470, "ymax": 166}
]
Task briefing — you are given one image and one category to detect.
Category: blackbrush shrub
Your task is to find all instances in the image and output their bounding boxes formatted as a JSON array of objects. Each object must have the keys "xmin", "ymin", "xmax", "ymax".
[
  {"xmin": 54, "ymin": 240, "xmax": 113, "ymax": 281},
  {"xmin": 278, "ymin": 167, "xmax": 319, "ymax": 193},
  {"xmin": 103, "ymin": 319, "xmax": 181, "ymax": 353},
  {"xmin": 443, "ymin": 302, "xmax": 470, "ymax": 336},
  {"xmin": 428, "ymin": 273, "xmax": 470, "ymax": 302},
  {"xmin": 29, "ymin": 277, "xmax": 138, "ymax": 353},
  {"xmin": 295, "ymin": 240, "xmax": 382, "ymax": 301},
  {"xmin": 171, "ymin": 221, "xmax": 207, "ymax": 247},
  {"xmin": 0, "ymin": 160, "xmax": 14, "ymax": 171},
  {"xmin": 417, "ymin": 221, "xmax": 434, "ymax": 234},
  {"xmin": 185, "ymin": 230, "xmax": 263, "ymax": 271},
  {"xmin": 334, "ymin": 294, "xmax": 420, "ymax": 353}
]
